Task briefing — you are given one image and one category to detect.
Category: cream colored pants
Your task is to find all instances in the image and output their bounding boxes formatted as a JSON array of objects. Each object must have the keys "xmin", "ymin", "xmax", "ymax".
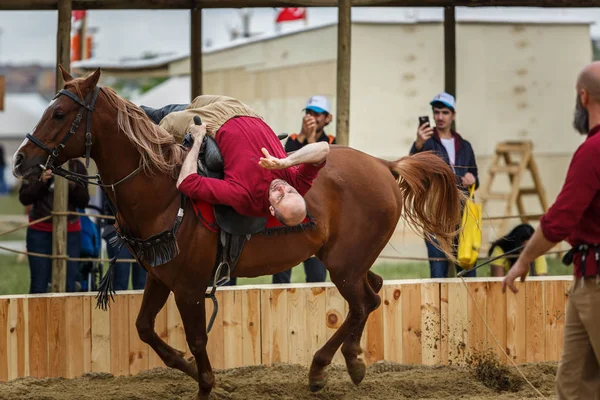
[{"xmin": 556, "ymin": 277, "xmax": 600, "ymax": 400}]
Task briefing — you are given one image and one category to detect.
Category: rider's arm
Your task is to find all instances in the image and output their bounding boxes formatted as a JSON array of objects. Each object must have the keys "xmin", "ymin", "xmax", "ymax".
[
  {"xmin": 282, "ymin": 141, "xmax": 330, "ymax": 167},
  {"xmin": 177, "ymin": 174, "xmax": 250, "ymax": 208}
]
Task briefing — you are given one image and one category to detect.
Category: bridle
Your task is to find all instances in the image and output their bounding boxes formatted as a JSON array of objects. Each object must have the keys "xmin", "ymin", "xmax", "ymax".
[{"xmin": 25, "ymin": 85, "xmax": 142, "ymax": 190}]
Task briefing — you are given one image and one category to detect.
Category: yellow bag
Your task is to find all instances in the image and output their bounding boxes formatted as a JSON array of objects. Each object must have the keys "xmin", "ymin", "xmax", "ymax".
[{"xmin": 457, "ymin": 185, "xmax": 482, "ymax": 270}]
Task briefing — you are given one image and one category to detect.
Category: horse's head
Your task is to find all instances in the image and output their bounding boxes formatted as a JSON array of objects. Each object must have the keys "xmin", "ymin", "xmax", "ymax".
[{"xmin": 13, "ymin": 65, "xmax": 101, "ymax": 180}]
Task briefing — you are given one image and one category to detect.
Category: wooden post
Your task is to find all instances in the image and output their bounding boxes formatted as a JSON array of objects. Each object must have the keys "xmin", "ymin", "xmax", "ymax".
[
  {"xmin": 51, "ymin": 0, "xmax": 71, "ymax": 293},
  {"xmin": 335, "ymin": 0, "xmax": 351, "ymax": 146},
  {"xmin": 443, "ymin": 6, "xmax": 457, "ymax": 277},
  {"xmin": 190, "ymin": 3, "xmax": 202, "ymax": 100},
  {"xmin": 443, "ymin": 6, "xmax": 456, "ymax": 100}
]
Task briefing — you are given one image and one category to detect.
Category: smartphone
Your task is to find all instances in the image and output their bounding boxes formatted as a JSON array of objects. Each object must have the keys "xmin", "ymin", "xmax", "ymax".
[{"xmin": 418, "ymin": 116, "xmax": 430, "ymax": 127}]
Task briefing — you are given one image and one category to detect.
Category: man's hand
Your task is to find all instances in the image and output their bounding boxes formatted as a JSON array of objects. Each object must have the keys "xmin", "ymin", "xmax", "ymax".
[
  {"xmin": 501, "ymin": 260, "xmax": 530, "ymax": 294},
  {"xmin": 189, "ymin": 124, "xmax": 207, "ymax": 142},
  {"xmin": 462, "ymin": 172, "xmax": 476, "ymax": 187},
  {"xmin": 41, "ymin": 170, "xmax": 53, "ymax": 183},
  {"xmin": 258, "ymin": 148, "xmax": 291, "ymax": 170},
  {"xmin": 299, "ymin": 115, "xmax": 317, "ymax": 143},
  {"xmin": 415, "ymin": 122, "xmax": 433, "ymax": 150}
]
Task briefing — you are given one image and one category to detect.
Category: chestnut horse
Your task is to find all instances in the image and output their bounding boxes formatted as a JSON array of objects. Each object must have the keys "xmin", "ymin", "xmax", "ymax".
[{"xmin": 13, "ymin": 67, "xmax": 462, "ymax": 399}]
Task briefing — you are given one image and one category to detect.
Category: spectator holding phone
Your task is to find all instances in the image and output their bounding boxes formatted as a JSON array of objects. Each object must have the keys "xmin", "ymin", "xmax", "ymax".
[{"xmin": 409, "ymin": 92, "xmax": 479, "ymax": 278}]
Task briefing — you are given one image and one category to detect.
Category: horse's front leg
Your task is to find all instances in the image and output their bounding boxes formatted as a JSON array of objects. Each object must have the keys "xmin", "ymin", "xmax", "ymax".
[
  {"xmin": 174, "ymin": 287, "xmax": 214, "ymax": 400},
  {"xmin": 135, "ymin": 275, "xmax": 199, "ymax": 380}
]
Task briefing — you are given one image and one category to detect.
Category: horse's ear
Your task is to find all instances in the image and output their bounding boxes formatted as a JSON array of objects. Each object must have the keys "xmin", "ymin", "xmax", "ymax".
[
  {"xmin": 58, "ymin": 64, "xmax": 74, "ymax": 83},
  {"xmin": 85, "ymin": 68, "xmax": 101, "ymax": 89}
]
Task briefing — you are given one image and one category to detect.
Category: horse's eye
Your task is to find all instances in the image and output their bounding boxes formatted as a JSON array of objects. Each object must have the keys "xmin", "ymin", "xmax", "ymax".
[{"xmin": 54, "ymin": 112, "xmax": 64, "ymax": 120}]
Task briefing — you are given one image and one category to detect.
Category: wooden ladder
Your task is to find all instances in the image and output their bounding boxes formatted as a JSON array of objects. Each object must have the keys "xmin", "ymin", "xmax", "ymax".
[{"xmin": 479, "ymin": 140, "xmax": 548, "ymax": 236}]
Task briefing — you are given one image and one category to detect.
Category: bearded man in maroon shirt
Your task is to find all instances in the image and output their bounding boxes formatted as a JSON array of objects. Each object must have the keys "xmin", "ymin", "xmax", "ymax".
[{"xmin": 503, "ymin": 61, "xmax": 600, "ymax": 400}]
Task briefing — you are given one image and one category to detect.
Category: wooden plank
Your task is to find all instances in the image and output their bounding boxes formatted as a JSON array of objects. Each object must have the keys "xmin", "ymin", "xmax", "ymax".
[
  {"xmin": 335, "ymin": 0, "xmax": 351, "ymax": 146},
  {"xmin": 260, "ymin": 288, "xmax": 288, "ymax": 365},
  {"xmin": 401, "ymin": 283, "xmax": 422, "ymax": 364},
  {"xmin": 90, "ymin": 301, "xmax": 110, "ymax": 373},
  {"xmin": 439, "ymin": 283, "xmax": 449, "ymax": 365},
  {"xmin": 382, "ymin": 285, "xmax": 402, "ymax": 363},
  {"xmin": 526, "ymin": 281, "xmax": 545, "ymax": 362},
  {"xmin": 420, "ymin": 283, "xmax": 440, "ymax": 366},
  {"xmin": 486, "ymin": 282, "xmax": 507, "ymax": 363},
  {"xmin": 0, "ymin": 299, "xmax": 9, "ymax": 381},
  {"xmin": 447, "ymin": 282, "xmax": 468, "ymax": 365},
  {"xmin": 0, "ymin": 75, "xmax": 5, "ymax": 111},
  {"xmin": 506, "ymin": 281, "xmax": 527, "ymax": 364},
  {"xmin": 148, "ymin": 298, "xmax": 168, "ymax": 369},
  {"xmin": 65, "ymin": 296, "xmax": 84, "ymax": 379},
  {"xmin": 287, "ymin": 287, "xmax": 308, "ymax": 364},
  {"xmin": 544, "ymin": 280, "xmax": 566, "ymax": 362},
  {"xmin": 128, "ymin": 294, "xmax": 148, "ymax": 375},
  {"xmin": 222, "ymin": 290, "xmax": 243, "ymax": 369},
  {"xmin": 16, "ymin": 298, "xmax": 29, "ymax": 378},
  {"xmin": 110, "ymin": 294, "xmax": 130, "ymax": 376},
  {"xmin": 4, "ymin": 0, "xmax": 600, "ymax": 11},
  {"xmin": 241, "ymin": 289, "xmax": 261, "ymax": 367},
  {"xmin": 206, "ymin": 291, "xmax": 225, "ymax": 369},
  {"xmin": 306, "ymin": 287, "xmax": 327, "ymax": 364},
  {"xmin": 7, "ymin": 299, "xmax": 19, "ymax": 380},
  {"xmin": 325, "ymin": 287, "xmax": 347, "ymax": 365},
  {"xmin": 167, "ymin": 293, "xmax": 187, "ymax": 359},
  {"xmin": 467, "ymin": 281, "xmax": 487, "ymax": 355},
  {"xmin": 364, "ymin": 292, "xmax": 384, "ymax": 366},
  {"xmin": 47, "ymin": 297, "xmax": 67, "ymax": 378},
  {"xmin": 82, "ymin": 296, "xmax": 92, "ymax": 374},
  {"xmin": 28, "ymin": 297, "xmax": 48, "ymax": 378}
]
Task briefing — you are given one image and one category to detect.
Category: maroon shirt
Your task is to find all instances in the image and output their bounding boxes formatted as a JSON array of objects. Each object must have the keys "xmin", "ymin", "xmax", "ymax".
[
  {"xmin": 540, "ymin": 124, "xmax": 600, "ymax": 278},
  {"xmin": 178, "ymin": 116, "xmax": 325, "ymax": 217}
]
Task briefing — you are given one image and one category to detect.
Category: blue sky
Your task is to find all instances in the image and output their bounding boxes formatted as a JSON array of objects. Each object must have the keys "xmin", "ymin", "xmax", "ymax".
[{"xmin": 0, "ymin": 7, "xmax": 598, "ymax": 65}]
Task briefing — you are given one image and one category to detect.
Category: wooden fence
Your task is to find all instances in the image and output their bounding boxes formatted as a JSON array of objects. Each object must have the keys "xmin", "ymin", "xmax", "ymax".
[{"xmin": 0, "ymin": 276, "xmax": 572, "ymax": 381}]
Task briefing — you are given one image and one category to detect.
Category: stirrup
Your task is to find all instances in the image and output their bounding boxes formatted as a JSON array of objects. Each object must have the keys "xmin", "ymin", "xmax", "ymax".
[{"xmin": 212, "ymin": 261, "xmax": 231, "ymax": 288}]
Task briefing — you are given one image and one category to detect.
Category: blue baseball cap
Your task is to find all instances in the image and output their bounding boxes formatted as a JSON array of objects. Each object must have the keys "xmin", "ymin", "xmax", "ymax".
[
  {"xmin": 430, "ymin": 92, "xmax": 456, "ymax": 111},
  {"xmin": 303, "ymin": 95, "xmax": 331, "ymax": 114}
]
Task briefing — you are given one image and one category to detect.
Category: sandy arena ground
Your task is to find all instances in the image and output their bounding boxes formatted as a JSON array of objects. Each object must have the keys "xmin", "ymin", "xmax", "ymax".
[{"xmin": 0, "ymin": 359, "xmax": 558, "ymax": 400}]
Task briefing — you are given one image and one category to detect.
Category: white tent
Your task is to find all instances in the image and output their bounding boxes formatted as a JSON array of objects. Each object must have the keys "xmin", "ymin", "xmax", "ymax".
[
  {"xmin": 0, "ymin": 93, "xmax": 49, "ymax": 139},
  {"xmin": 132, "ymin": 76, "xmax": 191, "ymax": 108}
]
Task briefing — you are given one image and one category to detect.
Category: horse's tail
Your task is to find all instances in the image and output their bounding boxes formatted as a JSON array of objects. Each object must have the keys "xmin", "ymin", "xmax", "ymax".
[{"xmin": 385, "ymin": 151, "xmax": 464, "ymax": 263}]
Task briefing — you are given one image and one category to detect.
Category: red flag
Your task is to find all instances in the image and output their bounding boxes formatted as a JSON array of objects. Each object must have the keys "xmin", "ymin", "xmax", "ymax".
[
  {"xmin": 72, "ymin": 10, "xmax": 86, "ymax": 22},
  {"xmin": 275, "ymin": 8, "xmax": 306, "ymax": 23}
]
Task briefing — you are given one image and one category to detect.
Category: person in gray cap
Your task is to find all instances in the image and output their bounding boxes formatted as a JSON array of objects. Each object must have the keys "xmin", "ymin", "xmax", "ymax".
[
  {"xmin": 410, "ymin": 91, "xmax": 479, "ymax": 279},
  {"xmin": 272, "ymin": 95, "xmax": 336, "ymax": 284}
]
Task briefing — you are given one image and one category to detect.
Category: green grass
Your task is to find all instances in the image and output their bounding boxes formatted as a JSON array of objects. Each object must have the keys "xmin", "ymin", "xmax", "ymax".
[
  {"xmin": 0, "ymin": 254, "xmax": 573, "ymax": 296},
  {"xmin": 0, "ymin": 192, "xmax": 25, "ymax": 216}
]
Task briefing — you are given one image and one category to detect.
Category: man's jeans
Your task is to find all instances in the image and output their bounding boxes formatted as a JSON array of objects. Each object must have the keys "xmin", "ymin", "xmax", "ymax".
[
  {"xmin": 105, "ymin": 232, "xmax": 147, "ymax": 290},
  {"xmin": 272, "ymin": 257, "xmax": 328, "ymax": 284},
  {"xmin": 26, "ymin": 228, "xmax": 81, "ymax": 293},
  {"xmin": 425, "ymin": 236, "xmax": 476, "ymax": 278}
]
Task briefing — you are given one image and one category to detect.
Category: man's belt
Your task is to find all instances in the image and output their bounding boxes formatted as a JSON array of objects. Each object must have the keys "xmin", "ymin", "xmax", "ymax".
[{"xmin": 562, "ymin": 243, "xmax": 600, "ymax": 286}]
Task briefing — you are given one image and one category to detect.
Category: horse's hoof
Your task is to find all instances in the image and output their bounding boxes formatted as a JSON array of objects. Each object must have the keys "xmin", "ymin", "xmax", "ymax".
[
  {"xmin": 309, "ymin": 378, "xmax": 327, "ymax": 392},
  {"xmin": 347, "ymin": 359, "xmax": 366, "ymax": 385}
]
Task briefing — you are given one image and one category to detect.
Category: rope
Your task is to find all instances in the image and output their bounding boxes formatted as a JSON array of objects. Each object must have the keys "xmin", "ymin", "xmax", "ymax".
[{"xmin": 458, "ymin": 276, "xmax": 548, "ymax": 399}]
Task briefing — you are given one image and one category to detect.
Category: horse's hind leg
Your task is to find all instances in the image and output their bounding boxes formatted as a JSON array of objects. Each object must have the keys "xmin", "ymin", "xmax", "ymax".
[
  {"xmin": 340, "ymin": 270, "xmax": 383, "ymax": 385},
  {"xmin": 308, "ymin": 265, "xmax": 382, "ymax": 391},
  {"xmin": 174, "ymin": 288, "xmax": 214, "ymax": 400},
  {"xmin": 135, "ymin": 275, "xmax": 199, "ymax": 381}
]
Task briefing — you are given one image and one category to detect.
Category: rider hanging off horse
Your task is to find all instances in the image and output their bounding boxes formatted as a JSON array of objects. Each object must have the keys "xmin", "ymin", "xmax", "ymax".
[{"xmin": 153, "ymin": 95, "xmax": 329, "ymax": 227}]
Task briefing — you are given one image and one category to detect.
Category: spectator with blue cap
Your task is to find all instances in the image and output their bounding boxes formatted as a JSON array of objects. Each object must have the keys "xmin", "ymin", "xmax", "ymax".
[
  {"xmin": 272, "ymin": 95, "xmax": 336, "ymax": 284},
  {"xmin": 410, "ymin": 91, "xmax": 479, "ymax": 278}
]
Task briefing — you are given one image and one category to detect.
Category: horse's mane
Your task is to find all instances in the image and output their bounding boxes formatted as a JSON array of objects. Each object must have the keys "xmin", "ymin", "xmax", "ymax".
[{"xmin": 67, "ymin": 78, "xmax": 186, "ymax": 178}]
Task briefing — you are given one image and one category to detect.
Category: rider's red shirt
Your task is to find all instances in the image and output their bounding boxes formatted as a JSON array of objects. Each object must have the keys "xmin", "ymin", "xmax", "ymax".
[{"xmin": 178, "ymin": 116, "xmax": 325, "ymax": 217}]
